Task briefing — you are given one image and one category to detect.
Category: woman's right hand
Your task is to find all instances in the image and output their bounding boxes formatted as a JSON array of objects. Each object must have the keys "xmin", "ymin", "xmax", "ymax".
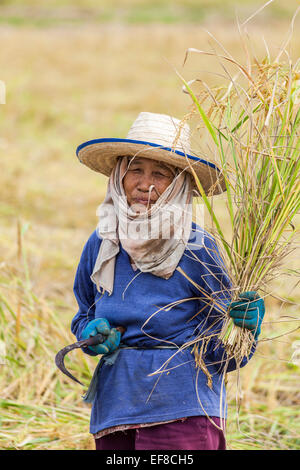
[{"xmin": 81, "ymin": 318, "xmax": 121, "ymax": 355}]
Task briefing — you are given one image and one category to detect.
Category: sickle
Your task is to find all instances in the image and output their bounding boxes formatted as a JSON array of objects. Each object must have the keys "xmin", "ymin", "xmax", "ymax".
[{"xmin": 55, "ymin": 326, "xmax": 126, "ymax": 385}]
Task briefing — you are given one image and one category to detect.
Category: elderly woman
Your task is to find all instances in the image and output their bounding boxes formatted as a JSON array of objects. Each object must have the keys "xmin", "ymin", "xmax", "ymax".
[{"xmin": 71, "ymin": 112, "xmax": 265, "ymax": 450}]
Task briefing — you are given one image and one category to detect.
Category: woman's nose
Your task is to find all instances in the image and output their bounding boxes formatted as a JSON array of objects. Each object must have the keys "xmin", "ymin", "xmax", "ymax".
[{"xmin": 137, "ymin": 173, "xmax": 154, "ymax": 192}]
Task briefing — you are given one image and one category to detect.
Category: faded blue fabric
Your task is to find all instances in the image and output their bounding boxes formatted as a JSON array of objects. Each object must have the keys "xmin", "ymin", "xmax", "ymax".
[
  {"xmin": 82, "ymin": 349, "xmax": 121, "ymax": 403},
  {"xmin": 82, "ymin": 345, "xmax": 179, "ymax": 404},
  {"xmin": 71, "ymin": 223, "xmax": 256, "ymax": 435}
]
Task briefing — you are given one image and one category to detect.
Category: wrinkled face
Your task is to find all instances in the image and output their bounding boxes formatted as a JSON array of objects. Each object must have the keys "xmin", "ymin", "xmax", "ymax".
[{"xmin": 123, "ymin": 157, "xmax": 175, "ymax": 212}]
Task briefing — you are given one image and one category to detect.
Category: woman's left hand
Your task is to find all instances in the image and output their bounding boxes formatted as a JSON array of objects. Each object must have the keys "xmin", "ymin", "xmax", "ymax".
[{"xmin": 228, "ymin": 291, "xmax": 265, "ymax": 340}]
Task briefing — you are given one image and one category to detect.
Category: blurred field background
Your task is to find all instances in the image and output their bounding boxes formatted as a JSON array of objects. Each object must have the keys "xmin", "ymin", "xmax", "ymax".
[{"xmin": 0, "ymin": 0, "xmax": 299, "ymax": 450}]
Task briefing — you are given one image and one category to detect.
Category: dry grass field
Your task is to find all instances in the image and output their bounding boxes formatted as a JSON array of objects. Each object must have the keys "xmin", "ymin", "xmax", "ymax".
[{"xmin": 0, "ymin": 0, "xmax": 299, "ymax": 450}]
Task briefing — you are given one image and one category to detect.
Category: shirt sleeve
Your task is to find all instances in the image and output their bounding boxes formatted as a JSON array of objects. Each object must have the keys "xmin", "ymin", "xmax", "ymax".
[
  {"xmin": 188, "ymin": 230, "xmax": 256, "ymax": 372},
  {"xmin": 70, "ymin": 231, "xmax": 101, "ymax": 356}
]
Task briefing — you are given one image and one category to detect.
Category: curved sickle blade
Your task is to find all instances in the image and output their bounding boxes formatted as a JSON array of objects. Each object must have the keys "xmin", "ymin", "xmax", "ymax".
[
  {"xmin": 55, "ymin": 348, "xmax": 84, "ymax": 385},
  {"xmin": 55, "ymin": 333, "xmax": 105, "ymax": 385},
  {"xmin": 55, "ymin": 327, "xmax": 126, "ymax": 385}
]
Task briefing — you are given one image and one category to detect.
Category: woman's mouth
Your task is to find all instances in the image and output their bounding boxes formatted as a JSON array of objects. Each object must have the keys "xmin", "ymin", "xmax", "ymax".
[{"xmin": 133, "ymin": 198, "xmax": 156, "ymax": 206}]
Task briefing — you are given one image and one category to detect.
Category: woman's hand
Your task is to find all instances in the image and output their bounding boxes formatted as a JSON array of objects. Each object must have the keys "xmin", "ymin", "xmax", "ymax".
[
  {"xmin": 81, "ymin": 318, "xmax": 121, "ymax": 355},
  {"xmin": 228, "ymin": 291, "xmax": 265, "ymax": 340}
]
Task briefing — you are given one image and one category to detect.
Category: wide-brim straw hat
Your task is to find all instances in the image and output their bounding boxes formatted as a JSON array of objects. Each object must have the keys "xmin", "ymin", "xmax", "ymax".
[{"xmin": 76, "ymin": 112, "xmax": 226, "ymax": 196}]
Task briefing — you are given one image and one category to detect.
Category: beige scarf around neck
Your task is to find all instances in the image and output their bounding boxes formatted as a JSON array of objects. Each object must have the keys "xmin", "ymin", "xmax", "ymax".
[{"xmin": 91, "ymin": 156, "xmax": 193, "ymax": 295}]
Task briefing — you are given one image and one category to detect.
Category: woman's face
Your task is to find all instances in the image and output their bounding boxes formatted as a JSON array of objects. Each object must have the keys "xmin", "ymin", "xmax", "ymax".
[{"xmin": 123, "ymin": 157, "xmax": 175, "ymax": 211}]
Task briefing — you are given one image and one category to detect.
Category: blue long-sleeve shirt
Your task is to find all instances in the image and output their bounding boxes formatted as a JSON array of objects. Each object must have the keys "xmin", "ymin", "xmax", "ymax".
[{"xmin": 71, "ymin": 223, "xmax": 255, "ymax": 435}]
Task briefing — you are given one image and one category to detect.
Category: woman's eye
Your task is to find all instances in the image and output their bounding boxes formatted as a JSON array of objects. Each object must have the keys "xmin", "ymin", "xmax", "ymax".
[{"xmin": 128, "ymin": 168, "xmax": 170, "ymax": 178}]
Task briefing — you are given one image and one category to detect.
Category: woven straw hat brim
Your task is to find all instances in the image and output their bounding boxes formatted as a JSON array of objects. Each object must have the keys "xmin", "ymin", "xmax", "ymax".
[{"xmin": 76, "ymin": 138, "xmax": 226, "ymax": 196}]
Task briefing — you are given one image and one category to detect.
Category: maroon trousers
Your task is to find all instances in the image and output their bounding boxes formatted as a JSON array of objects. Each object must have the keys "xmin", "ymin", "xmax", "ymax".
[{"xmin": 95, "ymin": 416, "xmax": 226, "ymax": 450}]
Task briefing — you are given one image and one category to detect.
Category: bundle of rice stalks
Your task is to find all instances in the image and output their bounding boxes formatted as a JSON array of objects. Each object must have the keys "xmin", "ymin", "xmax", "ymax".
[{"xmin": 179, "ymin": 10, "xmax": 300, "ymax": 367}]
